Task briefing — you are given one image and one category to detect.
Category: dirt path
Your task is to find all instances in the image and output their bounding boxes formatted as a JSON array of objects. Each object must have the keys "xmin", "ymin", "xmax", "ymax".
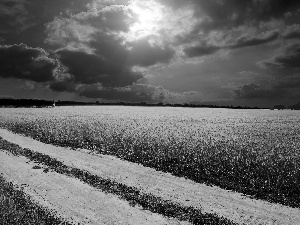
[
  {"xmin": 0, "ymin": 150, "xmax": 188, "ymax": 225},
  {"xmin": 0, "ymin": 128, "xmax": 299, "ymax": 225}
]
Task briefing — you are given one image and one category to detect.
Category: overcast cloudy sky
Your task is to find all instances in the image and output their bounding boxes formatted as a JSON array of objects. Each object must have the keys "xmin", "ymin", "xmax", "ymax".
[{"xmin": 0, "ymin": 0, "xmax": 300, "ymax": 107}]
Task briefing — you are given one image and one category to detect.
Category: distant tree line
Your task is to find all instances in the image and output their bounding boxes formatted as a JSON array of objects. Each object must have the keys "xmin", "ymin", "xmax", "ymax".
[
  {"xmin": 1, "ymin": 98, "xmax": 299, "ymax": 110},
  {"xmin": 288, "ymin": 102, "xmax": 300, "ymax": 110},
  {"xmin": 272, "ymin": 102, "xmax": 300, "ymax": 110},
  {"xmin": 55, "ymin": 100, "xmax": 97, "ymax": 106},
  {"xmin": 0, "ymin": 98, "xmax": 54, "ymax": 108},
  {"xmin": 96, "ymin": 101, "xmax": 268, "ymax": 109}
]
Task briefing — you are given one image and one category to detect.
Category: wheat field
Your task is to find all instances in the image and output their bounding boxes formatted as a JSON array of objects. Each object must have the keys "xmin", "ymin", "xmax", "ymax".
[{"xmin": 0, "ymin": 106, "xmax": 299, "ymax": 207}]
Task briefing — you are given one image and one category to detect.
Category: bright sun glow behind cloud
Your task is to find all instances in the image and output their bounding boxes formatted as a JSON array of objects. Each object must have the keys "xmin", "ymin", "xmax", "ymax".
[
  {"xmin": 128, "ymin": 1, "xmax": 163, "ymax": 40},
  {"xmin": 124, "ymin": 0, "xmax": 197, "ymax": 46}
]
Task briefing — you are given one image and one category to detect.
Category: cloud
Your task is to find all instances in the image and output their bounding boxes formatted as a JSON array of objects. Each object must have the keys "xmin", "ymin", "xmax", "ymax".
[
  {"xmin": 89, "ymin": 32, "xmax": 176, "ymax": 68},
  {"xmin": 230, "ymin": 31, "xmax": 279, "ymax": 49},
  {"xmin": 76, "ymin": 83, "xmax": 201, "ymax": 103},
  {"xmin": 48, "ymin": 77, "xmax": 201, "ymax": 103},
  {"xmin": 238, "ymin": 71, "xmax": 259, "ymax": 77},
  {"xmin": 0, "ymin": 0, "xmax": 35, "ymax": 33},
  {"xmin": 274, "ymin": 74, "xmax": 300, "ymax": 89},
  {"xmin": 233, "ymin": 73, "xmax": 300, "ymax": 101},
  {"xmin": 46, "ymin": 1, "xmax": 175, "ymax": 64},
  {"xmin": 45, "ymin": 2, "xmax": 137, "ymax": 48},
  {"xmin": 127, "ymin": 39, "xmax": 175, "ymax": 66},
  {"xmin": 0, "ymin": 44, "xmax": 56, "ymax": 82},
  {"xmin": 157, "ymin": 0, "xmax": 300, "ymax": 50},
  {"xmin": 171, "ymin": 0, "xmax": 299, "ymax": 53},
  {"xmin": 233, "ymin": 83, "xmax": 262, "ymax": 98},
  {"xmin": 2, "ymin": 0, "xmax": 299, "ymax": 106},
  {"xmin": 45, "ymin": 16, "xmax": 96, "ymax": 51},
  {"xmin": 77, "ymin": 83, "xmax": 167, "ymax": 102},
  {"xmin": 183, "ymin": 0, "xmax": 299, "ymax": 30},
  {"xmin": 259, "ymin": 43, "xmax": 300, "ymax": 68},
  {"xmin": 183, "ymin": 45, "xmax": 220, "ymax": 58},
  {"xmin": 256, "ymin": 0, "xmax": 300, "ymax": 19},
  {"xmin": 55, "ymin": 49, "xmax": 142, "ymax": 87},
  {"xmin": 83, "ymin": 3, "xmax": 136, "ymax": 32},
  {"xmin": 49, "ymin": 80, "xmax": 77, "ymax": 93},
  {"xmin": 88, "ymin": 32, "xmax": 129, "ymax": 65},
  {"xmin": 48, "ymin": 79, "xmax": 200, "ymax": 103},
  {"xmin": 282, "ymin": 24, "xmax": 300, "ymax": 39},
  {"xmin": 183, "ymin": 31, "xmax": 279, "ymax": 58},
  {"xmin": 233, "ymin": 83, "xmax": 285, "ymax": 99},
  {"xmin": 88, "ymin": 0, "xmax": 131, "ymax": 8},
  {"xmin": 45, "ymin": 2, "xmax": 179, "ymax": 90},
  {"xmin": 0, "ymin": 0, "xmax": 27, "ymax": 17}
]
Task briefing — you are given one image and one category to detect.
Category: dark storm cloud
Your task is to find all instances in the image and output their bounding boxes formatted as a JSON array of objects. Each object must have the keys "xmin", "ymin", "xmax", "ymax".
[
  {"xmin": 250, "ymin": 0, "xmax": 300, "ymax": 20},
  {"xmin": 88, "ymin": 32, "xmax": 129, "ymax": 67},
  {"xmin": 230, "ymin": 31, "xmax": 279, "ymax": 49},
  {"xmin": 183, "ymin": 32, "xmax": 279, "ymax": 58},
  {"xmin": 183, "ymin": 45, "xmax": 220, "ymax": 58},
  {"xmin": 84, "ymin": 31, "xmax": 175, "ymax": 68},
  {"xmin": 46, "ymin": 2, "xmax": 176, "ymax": 67},
  {"xmin": 233, "ymin": 83, "xmax": 262, "ymax": 99},
  {"xmin": 1, "ymin": 0, "xmax": 299, "ymax": 106},
  {"xmin": 0, "ymin": 0, "xmax": 86, "ymax": 34},
  {"xmin": 45, "ymin": 3, "xmax": 178, "ymax": 92},
  {"xmin": 192, "ymin": 1, "xmax": 251, "ymax": 31},
  {"xmin": 233, "ymin": 71, "xmax": 300, "ymax": 100},
  {"xmin": 165, "ymin": 0, "xmax": 300, "ymax": 30},
  {"xmin": 127, "ymin": 39, "xmax": 175, "ymax": 66},
  {"xmin": 0, "ymin": 0, "xmax": 34, "ymax": 33},
  {"xmin": 49, "ymin": 80, "xmax": 77, "ymax": 93},
  {"xmin": 45, "ymin": 2, "xmax": 137, "ymax": 48},
  {"xmin": 283, "ymin": 31, "xmax": 300, "ymax": 40},
  {"xmin": 48, "ymin": 78, "xmax": 188, "ymax": 103},
  {"xmin": 259, "ymin": 43, "xmax": 300, "ymax": 68},
  {"xmin": 1, "ymin": 0, "xmax": 92, "ymax": 48},
  {"xmin": 233, "ymin": 83, "xmax": 285, "ymax": 99},
  {"xmin": 170, "ymin": 0, "xmax": 300, "ymax": 53},
  {"xmin": 274, "ymin": 74, "xmax": 300, "ymax": 89},
  {"xmin": 77, "ymin": 83, "xmax": 167, "ymax": 102},
  {"xmin": 0, "ymin": 44, "xmax": 56, "ymax": 82},
  {"xmin": 282, "ymin": 25, "xmax": 300, "ymax": 39},
  {"xmin": 55, "ymin": 49, "xmax": 142, "ymax": 87}
]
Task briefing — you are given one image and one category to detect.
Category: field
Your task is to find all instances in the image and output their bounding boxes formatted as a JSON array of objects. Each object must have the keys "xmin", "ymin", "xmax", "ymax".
[{"xmin": 0, "ymin": 106, "xmax": 299, "ymax": 210}]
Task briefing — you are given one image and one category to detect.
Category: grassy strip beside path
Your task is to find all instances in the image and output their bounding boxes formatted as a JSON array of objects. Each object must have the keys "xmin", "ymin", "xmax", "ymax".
[{"xmin": 0, "ymin": 137, "xmax": 236, "ymax": 225}]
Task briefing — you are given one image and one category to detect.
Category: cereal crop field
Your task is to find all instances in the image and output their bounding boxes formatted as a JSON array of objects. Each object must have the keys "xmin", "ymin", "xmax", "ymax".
[{"xmin": 0, "ymin": 106, "xmax": 299, "ymax": 209}]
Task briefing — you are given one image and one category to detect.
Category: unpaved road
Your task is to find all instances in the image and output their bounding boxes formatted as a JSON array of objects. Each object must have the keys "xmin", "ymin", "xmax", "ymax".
[
  {"xmin": 0, "ymin": 149, "xmax": 187, "ymax": 225},
  {"xmin": 0, "ymin": 128, "xmax": 300, "ymax": 225}
]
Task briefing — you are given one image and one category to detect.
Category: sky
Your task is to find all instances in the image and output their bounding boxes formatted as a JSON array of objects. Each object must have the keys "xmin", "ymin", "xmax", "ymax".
[{"xmin": 0, "ymin": 0, "xmax": 300, "ymax": 107}]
